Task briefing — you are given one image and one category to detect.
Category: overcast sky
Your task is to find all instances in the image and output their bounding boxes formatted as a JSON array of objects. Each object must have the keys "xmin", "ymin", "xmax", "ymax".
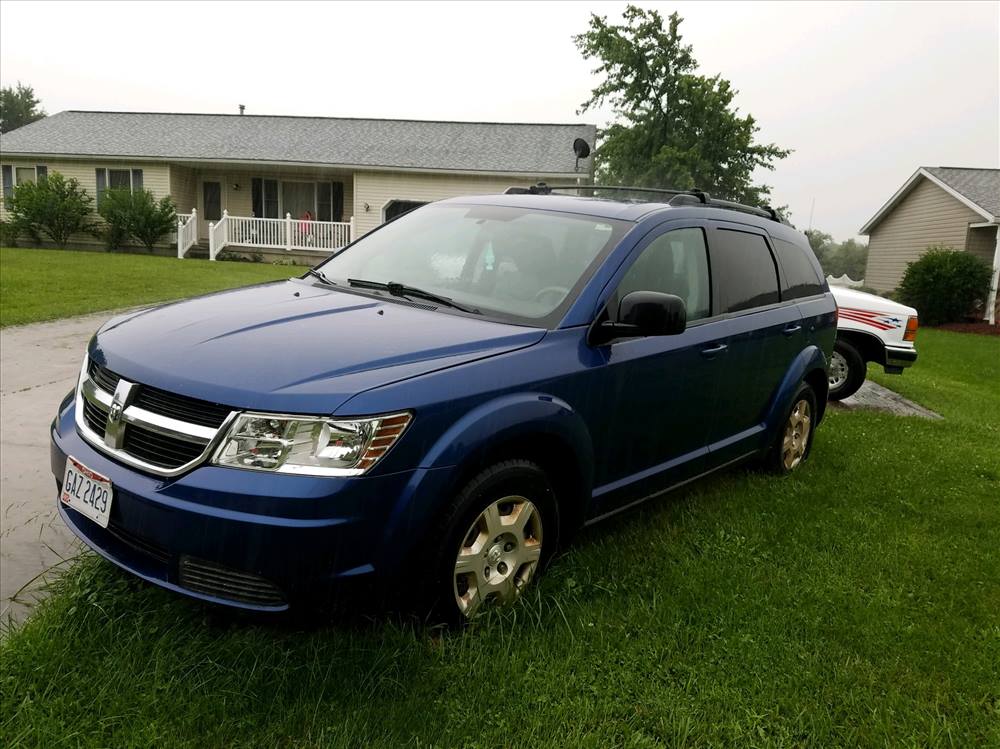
[{"xmin": 2, "ymin": 1, "xmax": 997, "ymax": 240}]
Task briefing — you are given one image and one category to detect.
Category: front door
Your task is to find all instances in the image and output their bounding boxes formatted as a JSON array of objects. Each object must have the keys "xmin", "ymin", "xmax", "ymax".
[
  {"xmin": 200, "ymin": 180, "xmax": 223, "ymax": 239},
  {"xmin": 593, "ymin": 225, "xmax": 724, "ymax": 516}
]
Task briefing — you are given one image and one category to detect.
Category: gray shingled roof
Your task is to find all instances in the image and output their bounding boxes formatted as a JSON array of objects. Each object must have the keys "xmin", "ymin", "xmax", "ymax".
[
  {"xmin": 924, "ymin": 167, "xmax": 999, "ymax": 219},
  {"xmin": 0, "ymin": 111, "xmax": 596, "ymax": 175}
]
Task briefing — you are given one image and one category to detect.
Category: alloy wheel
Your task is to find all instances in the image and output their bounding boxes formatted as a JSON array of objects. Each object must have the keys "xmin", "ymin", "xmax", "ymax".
[
  {"xmin": 782, "ymin": 399, "xmax": 812, "ymax": 471},
  {"xmin": 453, "ymin": 495, "xmax": 543, "ymax": 618},
  {"xmin": 828, "ymin": 351, "xmax": 849, "ymax": 391}
]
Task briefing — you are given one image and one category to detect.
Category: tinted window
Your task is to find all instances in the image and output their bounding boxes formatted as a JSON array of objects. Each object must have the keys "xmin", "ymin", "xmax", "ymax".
[
  {"xmin": 774, "ymin": 238, "xmax": 825, "ymax": 299},
  {"xmin": 613, "ymin": 227, "xmax": 711, "ymax": 321},
  {"xmin": 711, "ymin": 229, "xmax": 780, "ymax": 312}
]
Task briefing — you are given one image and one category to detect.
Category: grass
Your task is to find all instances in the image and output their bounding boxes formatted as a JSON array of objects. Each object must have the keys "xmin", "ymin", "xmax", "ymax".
[
  {"xmin": 2, "ymin": 330, "xmax": 998, "ymax": 748},
  {"xmin": 0, "ymin": 247, "xmax": 298, "ymax": 327}
]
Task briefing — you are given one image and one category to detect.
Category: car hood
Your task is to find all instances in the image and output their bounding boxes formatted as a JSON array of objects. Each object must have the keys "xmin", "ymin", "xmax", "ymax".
[
  {"xmin": 830, "ymin": 286, "xmax": 917, "ymax": 317},
  {"xmin": 92, "ymin": 279, "xmax": 546, "ymax": 414}
]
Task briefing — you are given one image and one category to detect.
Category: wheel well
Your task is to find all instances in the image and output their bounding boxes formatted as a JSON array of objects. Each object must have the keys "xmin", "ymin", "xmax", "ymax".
[
  {"xmin": 449, "ymin": 432, "xmax": 589, "ymax": 541},
  {"xmin": 838, "ymin": 330, "xmax": 885, "ymax": 366},
  {"xmin": 804, "ymin": 367, "xmax": 829, "ymax": 422}
]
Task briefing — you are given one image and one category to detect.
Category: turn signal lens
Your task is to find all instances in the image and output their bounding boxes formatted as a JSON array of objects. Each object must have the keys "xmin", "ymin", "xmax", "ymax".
[{"xmin": 903, "ymin": 316, "xmax": 919, "ymax": 342}]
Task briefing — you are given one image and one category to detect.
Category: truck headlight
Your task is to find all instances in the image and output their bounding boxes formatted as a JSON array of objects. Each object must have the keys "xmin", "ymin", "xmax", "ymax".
[{"xmin": 211, "ymin": 412, "xmax": 411, "ymax": 476}]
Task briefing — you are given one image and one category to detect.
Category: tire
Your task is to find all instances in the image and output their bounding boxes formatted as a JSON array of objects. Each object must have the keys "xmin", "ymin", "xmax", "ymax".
[
  {"xmin": 827, "ymin": 338, "xmax": 866, "ymax": 401},
  {"xmin": 765, "ymin": 382, "xmax": 817, "ymax": 474},
  {"xmin": 427, "ymin": 460, "xmax": 559, "ymax": 624}
]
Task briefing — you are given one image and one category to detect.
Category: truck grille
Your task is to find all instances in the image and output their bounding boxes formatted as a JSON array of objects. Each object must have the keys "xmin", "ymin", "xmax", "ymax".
[
  {"xmin": 77, "ymin": 359, "xmax": 235, "ymax": 475},
  {"xmin": 178, "ymin": 556, "xmax": 286, "ymax": 608}
]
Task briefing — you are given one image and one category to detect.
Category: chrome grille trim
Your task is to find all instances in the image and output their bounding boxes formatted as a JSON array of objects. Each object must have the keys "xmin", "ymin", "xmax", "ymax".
[{"xmin": 75, "ymin": 356, "xmax": 237, "ymax": 477}]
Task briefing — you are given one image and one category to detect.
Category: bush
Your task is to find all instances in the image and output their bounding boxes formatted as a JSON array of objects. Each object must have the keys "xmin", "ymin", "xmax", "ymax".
[
  {"xmin": 97, "ymin": 188, "xmax": 133, "ymax": 251},
  {"xmin": 97, "ymin": 188, "xmax": 177, "ymax": 251},
  {"xmin": 5, "ymin": 172, "xmax": 97, "ymax": 248},
  {"xmin": 896, "ymin": 247, "xmax": 992, "ymax": 325},
  {"xmin": 0, "ymin": 219, "xmax": 20, "ymax": 246}
]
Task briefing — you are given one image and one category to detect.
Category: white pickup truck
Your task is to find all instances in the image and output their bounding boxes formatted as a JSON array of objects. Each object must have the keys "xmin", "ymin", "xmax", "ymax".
[{"xmin": 828, "ymin": 286, "xmax": 919, "ymax": 400}]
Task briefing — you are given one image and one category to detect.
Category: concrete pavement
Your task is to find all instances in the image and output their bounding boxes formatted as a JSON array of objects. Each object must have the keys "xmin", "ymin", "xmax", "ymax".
[{"xmin": 1, "ymin": 311, "xmax": 115, "ymax": 623}]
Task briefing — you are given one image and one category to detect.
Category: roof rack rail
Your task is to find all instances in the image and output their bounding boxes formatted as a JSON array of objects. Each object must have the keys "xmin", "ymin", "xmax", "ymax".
[{"xmin": 505, "ymin": 183, "xmax": 787, "ymax": 224}]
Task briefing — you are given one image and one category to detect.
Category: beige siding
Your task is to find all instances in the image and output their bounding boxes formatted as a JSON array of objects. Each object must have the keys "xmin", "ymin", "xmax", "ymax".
[
  {"xmin": 865, "ymin": 177, "xmax": 984, "ymax": 291},
  {"xmin": 169, "ymin": 165, "xmax": 198, "ymax": 215},
  {"xmin": 352, "ymin": 171, "xmax": 538, "ymax": 236},
  {"xmin": 965, "ymin": 225, "xmax": 998, "ymax": 267},
  {"xmin": 1, "ymin": 158, "xmax": 171, "ymax": 246}
]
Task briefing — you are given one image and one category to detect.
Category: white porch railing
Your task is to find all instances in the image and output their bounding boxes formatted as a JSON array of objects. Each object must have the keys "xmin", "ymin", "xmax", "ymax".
[
  {"xmin": 176, "ymin": 209, "xmax": 198, "ymax": 259},
  {"xmin": 206, "ymin": 211, "xmax": 355, "ymax": 260}
]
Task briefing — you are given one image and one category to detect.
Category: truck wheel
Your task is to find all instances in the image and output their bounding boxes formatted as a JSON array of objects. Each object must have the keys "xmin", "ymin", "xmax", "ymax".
[
  {"xmin": 430, "ymin": 460, "xmax": 558, "ymax": 624},
  {"xmin": 828, "ymin": 339, "xmax": 866, "ymax": 401}
]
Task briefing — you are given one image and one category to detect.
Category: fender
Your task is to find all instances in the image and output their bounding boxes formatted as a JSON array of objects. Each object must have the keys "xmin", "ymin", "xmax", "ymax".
[
  {"xmin": 763, "ymin": 344, "xmax": 829, "ymax": 443},
  {"xmin": 376, "ymin": 392, "xmax": 595, "ymax": 569}
]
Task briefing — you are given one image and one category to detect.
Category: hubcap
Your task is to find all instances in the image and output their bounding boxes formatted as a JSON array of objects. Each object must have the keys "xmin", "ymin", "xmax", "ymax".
[
  {"xmin": 453, "ymin": 495, "xmax": 543, "ymax": 618},
  {"xmin": 828, "ymin": 351, "xmax": 849, "ymax": 390},
  {"xmin": 782, "ymin": 399, "xmax": 812, "ymax": 471}
]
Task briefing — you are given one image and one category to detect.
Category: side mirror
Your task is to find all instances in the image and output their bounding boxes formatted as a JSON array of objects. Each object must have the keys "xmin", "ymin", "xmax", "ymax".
[{"xmin": 588, "ymin": 291, "xmax": 687, "ymax": 345}]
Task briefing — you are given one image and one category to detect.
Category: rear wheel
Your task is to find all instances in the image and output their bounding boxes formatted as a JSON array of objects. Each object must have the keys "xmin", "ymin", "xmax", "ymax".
[
  {"xmin": 766, "ymin": 383, "xmax": 817, "ymax": 474},
  {"xmin": 430, "ymin": 460, "xmax": 557, "ymax": 623},
  {"xmin": 827, "ymin": 338, "xmax": 866, "ymax": 401}
]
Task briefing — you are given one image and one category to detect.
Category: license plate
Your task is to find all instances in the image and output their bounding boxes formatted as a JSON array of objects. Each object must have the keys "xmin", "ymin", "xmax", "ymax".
[{"xmin": 61, "ymin": 456, "xmax": 113, "ymax": 528}]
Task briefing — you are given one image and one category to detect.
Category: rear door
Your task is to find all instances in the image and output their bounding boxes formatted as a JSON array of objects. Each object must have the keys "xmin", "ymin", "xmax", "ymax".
[{"xmin": 705, "ymin": 223, "xmax": 805, "ymax": 463}]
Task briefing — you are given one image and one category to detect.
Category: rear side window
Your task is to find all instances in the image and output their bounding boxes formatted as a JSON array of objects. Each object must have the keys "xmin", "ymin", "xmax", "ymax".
[
  {"xmin": 710, "ymin": 229, "xmax": 780, "ymax": 313},
  {"xmin": 774, "ymin": 238, "xmax": 825, "ymax": 299},
  {"xmin": 613, "ymin": 227, "xmax": 711, "ymax": 321}
]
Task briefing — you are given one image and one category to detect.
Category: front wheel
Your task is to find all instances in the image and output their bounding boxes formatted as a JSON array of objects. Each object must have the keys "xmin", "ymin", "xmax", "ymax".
[
  {"xmin": 827, "ymin": 339, "xmax": 866, "ymax": 401},
  {"xmin": 430, "ymin": 460, "xmax": 558, "ymax": 623}
]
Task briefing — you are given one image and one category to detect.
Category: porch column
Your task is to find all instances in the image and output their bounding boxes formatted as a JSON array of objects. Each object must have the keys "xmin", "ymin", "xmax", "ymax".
[{"xmin": 285, "ymin": 213, "xmax": 292, "ymax": 252}]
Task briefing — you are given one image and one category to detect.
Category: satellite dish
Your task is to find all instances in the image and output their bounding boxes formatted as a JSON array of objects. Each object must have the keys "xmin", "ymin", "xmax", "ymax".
[{"xmin": 573, "ymin": 138, "xmax": 591, "ymax": 159}]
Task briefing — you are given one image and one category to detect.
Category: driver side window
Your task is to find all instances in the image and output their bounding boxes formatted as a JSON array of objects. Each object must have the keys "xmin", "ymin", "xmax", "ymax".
[{"xmin": 613, "ymin": 227, "xmax": 711, "ymax": 321}]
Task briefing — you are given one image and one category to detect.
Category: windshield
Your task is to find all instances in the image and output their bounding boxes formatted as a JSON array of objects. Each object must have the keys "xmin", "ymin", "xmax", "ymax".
[{"xmin": 315, "ymin": 203, "xmax": 631, "ymax": 326}]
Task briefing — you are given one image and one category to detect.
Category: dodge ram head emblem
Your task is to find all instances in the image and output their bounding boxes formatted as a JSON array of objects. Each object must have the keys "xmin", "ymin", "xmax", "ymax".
[{"xmin": 103, "ymin": 379, "xmax": 136, "ymax": 449}]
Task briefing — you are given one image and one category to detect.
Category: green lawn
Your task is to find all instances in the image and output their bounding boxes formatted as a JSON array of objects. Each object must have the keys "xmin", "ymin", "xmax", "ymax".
[
  {"xmin": 0, "ymin": 247, "xmax": 298, "ymax": 327},
  {"xmin": 2, "ymin": 331, "xmax": 998, "ymax": 748}
]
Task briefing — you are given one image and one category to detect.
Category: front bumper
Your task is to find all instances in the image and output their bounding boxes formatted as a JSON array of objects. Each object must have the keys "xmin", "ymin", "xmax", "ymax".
[
  {"xmin": 51, "ymin": 400, "xmax": 450, "ymax": 611},
  {"xmin": 885, "ymin": 345, "xmax": 918, "ymax": 371}
]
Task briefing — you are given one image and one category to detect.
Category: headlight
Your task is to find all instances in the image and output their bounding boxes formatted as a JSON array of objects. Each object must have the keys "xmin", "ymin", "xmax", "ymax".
[{"xmin": 211, "ymin": 411, "xmax": 411, "ymax": 476}]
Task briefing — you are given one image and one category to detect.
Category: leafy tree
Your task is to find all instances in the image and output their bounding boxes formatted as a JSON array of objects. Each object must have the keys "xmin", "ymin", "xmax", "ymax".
[
  {"xmin": 825, "ymin": 238, "xmax": 868, "ymax": 280},
  {"xmin": 6, "ymin": 172, "xmax": 97, "ymax": 248},
  {"xmin": 0, "ymin": 82, "xmax": 45, "ymax": 133},
  {"xmin": 98, "ymin": 188, "xmax": 177, "ymax": 251},
  {"xmin": 897, "ymin": 248, "xmax": 991, "ymax": 325},
  {"xmin": 805, "ymin": 229, "xmax": 834, "ymax": 268},
  {"xmin": 574, "ymin": 6, "xmax": 790, "ymax": 205}
]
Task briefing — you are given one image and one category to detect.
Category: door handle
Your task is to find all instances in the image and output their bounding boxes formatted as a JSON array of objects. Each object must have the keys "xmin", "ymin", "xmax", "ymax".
[
  {"xmin": 782, "ymin": 324, "xmax": 802, "ymax": 336},
  {"xmin": 700, "ymin": 343, "xmax": 728, "ymax": 358}
]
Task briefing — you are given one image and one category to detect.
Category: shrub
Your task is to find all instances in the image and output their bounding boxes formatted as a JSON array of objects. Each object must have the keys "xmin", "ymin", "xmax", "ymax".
[
  {"xmin": 896, "ymin": 247, "xmax": 992, "ymax": 325},
  {"xmin": 5, "ymin": 171, "xmax": 97, "ymax": 248},
  {"xmin": 97, "ymin": 188, "xmax": 133, "ymax": 250},
  {"xmin": 0, "ymin": 219, "xmax": 20, "ymax": 246},
  {"xmin": 98, "ymin": 188, "xmax": 177, "ymax": 251}
]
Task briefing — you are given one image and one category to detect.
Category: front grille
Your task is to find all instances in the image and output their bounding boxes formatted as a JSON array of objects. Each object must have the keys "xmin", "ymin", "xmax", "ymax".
[
  {"xmin": 122, "ymin": 424, "xmax": 207, "ymax": 469},
  {"xmin": 90, "ymin": 361, "xmax": 232, "ymax": 428},
  {"xmin": 133, "ymin": 383, "xmax": 231, "ymax": 428},
  {"xmin": 178, "ymin": 556, "xmax": 286, "ymax": 607},
  {"xmin": 105, "ymin": 519, "xmax": 170, "ymax": 564},
  {"xmin": 80, "ymin": 360, "xmax": 235, "ymax": 473},
  {"xmin": 82, "ymin": 397, "xmax": 108, "ymax": 434},
  {"xmin": 88, "ymin": 359, "xmax": 120, "ymax": 393}
]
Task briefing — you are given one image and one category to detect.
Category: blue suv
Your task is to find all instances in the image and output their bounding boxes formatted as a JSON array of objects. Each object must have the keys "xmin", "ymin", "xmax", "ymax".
[{"xmin": 51, "ymin": 187, "xmax": 836, "ymax": 621}]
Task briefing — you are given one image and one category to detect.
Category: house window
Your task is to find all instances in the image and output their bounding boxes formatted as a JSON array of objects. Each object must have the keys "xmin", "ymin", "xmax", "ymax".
[
  {"xmin": 252, "ymin": 178, "xmax": 343, "ymax": 221},
  {"xmin": 2, "ymin": 165, "xmax": 47, "ymax": 201},
  {"xmin": 95, "ymin": 167, "xmax": 144, "ymax": 207}
]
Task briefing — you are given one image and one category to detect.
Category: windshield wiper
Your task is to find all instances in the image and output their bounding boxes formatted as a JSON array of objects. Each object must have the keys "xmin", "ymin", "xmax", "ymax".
[
  {"xmin": 347, "ymin": 278, "xmax": 479, "ymax": 314},
  {"xmin": 304, "ymin": 268, "xmax": 336, "ymax": 285}
]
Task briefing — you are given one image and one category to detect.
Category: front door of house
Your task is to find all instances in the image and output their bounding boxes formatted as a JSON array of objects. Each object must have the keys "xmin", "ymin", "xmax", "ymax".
[{"xmin": 200, "ymin": 179, "xmax": 223, "ymax": 239}]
